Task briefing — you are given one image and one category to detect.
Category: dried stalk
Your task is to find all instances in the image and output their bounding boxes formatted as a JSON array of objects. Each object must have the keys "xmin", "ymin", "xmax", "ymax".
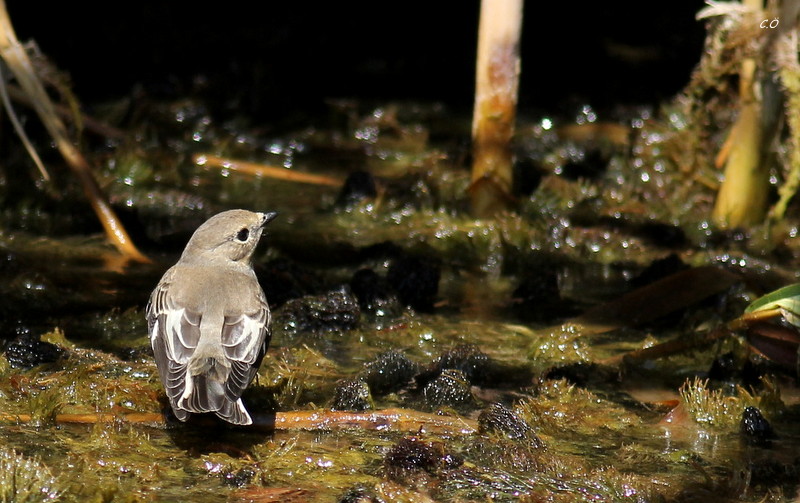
[
  {"xmin": 470, "ymin": 0, "xmax": 523, "ymax": 217},
  {"xmin": 0, "ymin": 1, "xmax": 149, "ymax": 262},
  {"xmin": 0, "ymin": 65, "xmax": 48, "ymax": 180},
  {"xmin": 6, "ymin": 83, "xmax": 125, "ymax": 139},
  {"xmin": 770, "ymin": 31, "xmax": 800, "ymax": 222},
  {"xmin": 195, "ymin": 154, "xmax": 343, "ymax": 186},
  {"xmin": 711, "ymin": 0, "xmax": 769, "ymax": 228}
]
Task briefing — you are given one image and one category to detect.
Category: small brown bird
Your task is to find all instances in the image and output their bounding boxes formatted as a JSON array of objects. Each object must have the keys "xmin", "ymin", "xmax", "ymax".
[{"xmin": 147, "ymin": 209, "xmax": 277, "ymax": 425}]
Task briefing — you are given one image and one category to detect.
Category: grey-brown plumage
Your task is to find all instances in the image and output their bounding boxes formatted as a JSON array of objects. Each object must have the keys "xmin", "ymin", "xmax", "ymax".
[{"xmin": 146, "ymin": 209, "xmax": 277, "ymax": 425}]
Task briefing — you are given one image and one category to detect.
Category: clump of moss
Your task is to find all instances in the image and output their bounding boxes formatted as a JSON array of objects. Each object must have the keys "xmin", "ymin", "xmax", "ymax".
[
  {"xmin": 331, "ymin": 378, "xmax": 373, "ymax": 411},
  {"xmin": 26, "ymin": 386, "xmax": 63, "ymax": 427},
  {"xmin": 422, "ymin": 369, "xmax": 476, "ymax": 411},
  {"xmin": 358, "ymin": 349, "xmax": 418, "ymax": 396},
  {"xmin": 518, "ymin": 379, "xmax": 642, "ymax": 437},
  {"xmin": 0, "ymin": 448, "xmax": 63, "ymax": 502},
  {"xmin": 257, "ymin": 346, "xmax": 344, "ymax": 409},
  {"xmin": 383, "ymin": 436, "xmax": 463, "ymax": 489},
  {"xmin": 679, "ymin": 377, "xmax": 783, "ymax": 431},
  {"xmin": 528, "ymin": 324, "xmax": 590, "ymax": 370},
  {"xmin": 478, "ymin": 402, "xmax": 543, "ymax": 447},
  {"xmin": 276, "ymin": 286, "xmax": 361, "ymax": 336}
]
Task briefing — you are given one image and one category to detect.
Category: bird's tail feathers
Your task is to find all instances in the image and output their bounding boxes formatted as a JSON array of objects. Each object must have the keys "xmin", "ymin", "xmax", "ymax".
[
  {"xmin": 216, "ymin": 398, "xmax": 253, "ymax": 426},
  {"xmin": 178, "ymin": 373, "xmax": 225, "ymax": 413},
  {"xmin": 173, "ymin": 355, "xmax": 253, "ymax": 424}
]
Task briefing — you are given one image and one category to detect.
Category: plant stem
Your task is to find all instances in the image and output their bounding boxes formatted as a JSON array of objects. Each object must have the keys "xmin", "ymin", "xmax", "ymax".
[{"xmin": 470, "ymin": 0, "xmax": 523, "ymax": 217}]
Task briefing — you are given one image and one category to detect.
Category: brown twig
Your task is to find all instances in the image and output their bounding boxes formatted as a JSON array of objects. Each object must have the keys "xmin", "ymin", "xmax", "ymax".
[
  {"xmin": 601, "ymin": 325, "xmax": 731, "ymax": 366},
  {"xmin": 195, "ymin": 154, "xmax": 343, "ymax": 187}
]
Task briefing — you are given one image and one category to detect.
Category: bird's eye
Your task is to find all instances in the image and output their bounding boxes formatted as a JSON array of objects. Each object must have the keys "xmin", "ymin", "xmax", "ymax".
[{"xmin": 236, "ymin": 228, "xmax": 250, "ymax": 242}]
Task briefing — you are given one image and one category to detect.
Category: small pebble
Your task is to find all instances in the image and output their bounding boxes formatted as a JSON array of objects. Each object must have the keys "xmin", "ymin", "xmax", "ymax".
[{"xmin": 740, "ymin": 406, "xmax": 775, "ymax": 445}]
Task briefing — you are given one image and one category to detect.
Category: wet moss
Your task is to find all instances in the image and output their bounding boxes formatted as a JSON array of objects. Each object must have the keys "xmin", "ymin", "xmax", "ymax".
[
  {"xmin": 528, "ymin": 324, "xmax": 590, "ymax": 370},
  {"xmin": 383, "ymin": 436, "xmax": 462, "ymax": 488},
  {"xmin": 3, "ymin": 38, "xmax": 800, "ymax": 500},
  {"xmin": 421, "ymin": 369, "xmax": 476, "ymax": 411},
  {"xmin": 0, "ymin": 448, "xmax": 63, "ymax": 502},
  {"xmin": 358, "ymin": 349, "xmax": 418, "ymax": 396},
  {"xmin": 478, "ymin": 402, "xmax": 542, "ymax": 446},
  {"xmin": 518, "ymin": 379, "xmax": 642, "ymax": 437},
  {"xmin": 276, "ymin": 286, "xmax": 361, "ymax": 336},
  {"xmin": 257, "ymin": 346, "xmax": 344, "ymax": 410},
  {"xmin": 679, "ymin": 377, "xmax": 784, "ymax": 431},
  {"xmin": 331, "ymin": 378, "xmax": 373, "ymax": 412}
]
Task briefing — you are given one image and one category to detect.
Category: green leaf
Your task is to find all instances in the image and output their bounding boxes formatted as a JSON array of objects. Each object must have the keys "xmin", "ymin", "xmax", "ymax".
[{"xmin": 745, "ymin": 283, "xmax": 800, "ymax": 327}]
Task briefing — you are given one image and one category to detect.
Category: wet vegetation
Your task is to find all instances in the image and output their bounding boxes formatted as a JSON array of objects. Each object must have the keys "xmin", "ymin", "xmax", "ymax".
[{"xmin": 2, "ymin": 3, "xmax": 800, "ymax": 503}]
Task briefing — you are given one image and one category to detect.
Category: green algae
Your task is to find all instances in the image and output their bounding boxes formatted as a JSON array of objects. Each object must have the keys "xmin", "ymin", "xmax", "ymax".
[{"xmin": 0, "ymin": 448, "xmax": 63, "ymax": 502}]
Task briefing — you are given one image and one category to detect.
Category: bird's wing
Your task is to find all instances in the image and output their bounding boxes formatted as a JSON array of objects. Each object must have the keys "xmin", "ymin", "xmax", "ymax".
[
  {"xmin": 147, "ymin": 268, "xmax": 202, "ymax": 413},
  {"xmin": 220, "ymin": 289, "xmax": 270, "ymax": 403}
]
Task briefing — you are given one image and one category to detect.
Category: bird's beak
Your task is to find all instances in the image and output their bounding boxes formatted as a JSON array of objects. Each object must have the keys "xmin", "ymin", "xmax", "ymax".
[{"xmin": 261, "ymin": 212, "xmax": 278, "ymax": 227}]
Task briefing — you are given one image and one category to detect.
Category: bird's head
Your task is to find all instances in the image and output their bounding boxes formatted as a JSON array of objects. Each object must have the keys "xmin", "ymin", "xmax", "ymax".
[{"xmin": 181, "ymin": 209, "xmax": 278, "ymax": 264}]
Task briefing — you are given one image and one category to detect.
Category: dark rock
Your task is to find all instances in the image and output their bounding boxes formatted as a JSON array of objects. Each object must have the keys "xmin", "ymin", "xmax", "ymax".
[
  {"xmin": 331, "ymin": 378, "xmax": 372, "ymax": 411},
  {"xmin": 360, "ymin": 349, "xmax": 418, "ymax": 396},
  {"xmin": 277, "ymin": 285, "xmax": 360, "ymax": 333},
  {"xmin": 708, "ymin": 351, "xmax": 738, "ymax": 382},
  {"xmin": 478, "ymin": 402, "xmax": 543, "ymax": 447},
  {"xmin": 423, "ymin": 369, "xmax": 474, "ymax": 409},
  {"xmin": 5, "ymin": 329, "xmax": 64, "ymax": 369},
  {"xmin": 386, "ymin": 255, "xmax": 440, "ymax": 311},
  {"xmin": 258, "ymin": 258, "xmax": 322, "ymax": 308},
  {"xmin": 384, "ymin": 436, "xmax": 462, "ymax": 484}
]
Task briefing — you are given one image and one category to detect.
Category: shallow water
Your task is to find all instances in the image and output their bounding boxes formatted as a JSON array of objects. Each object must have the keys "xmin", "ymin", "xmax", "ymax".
[{"xmin": 0, "ymin": 98, "xmax": 799, "ymax": 502}]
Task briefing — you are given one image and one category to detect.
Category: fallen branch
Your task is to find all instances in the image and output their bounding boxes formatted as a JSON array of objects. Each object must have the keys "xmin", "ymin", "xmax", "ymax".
[
  {"xmin": 0, "ymin": 408, "xmax": 478, "ymax": 435},
  {"xmin": 600, "ymin": 326, "xmax": 731, "ymax": 366},
  {"xmin": 195, "ymin": 154, "xmax": 343, "ymax": 187},
  {"xmin": 601, "ymin": 306, "xmax": 788, "ymax": 367}
]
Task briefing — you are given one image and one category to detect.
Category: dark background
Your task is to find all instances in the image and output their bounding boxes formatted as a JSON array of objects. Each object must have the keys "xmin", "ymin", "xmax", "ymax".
[{"xmin": 8, "ymin": 1, "xmax": 706, "ymax": 120}]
